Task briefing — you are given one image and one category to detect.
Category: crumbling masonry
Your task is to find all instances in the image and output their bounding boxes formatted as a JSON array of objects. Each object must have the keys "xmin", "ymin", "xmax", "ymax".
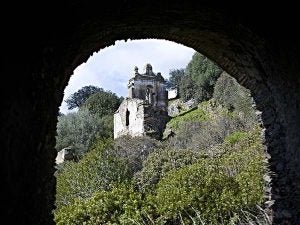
[{"xmin": 114, "ymin": 64, "xmax": 169, "ymax": 139}]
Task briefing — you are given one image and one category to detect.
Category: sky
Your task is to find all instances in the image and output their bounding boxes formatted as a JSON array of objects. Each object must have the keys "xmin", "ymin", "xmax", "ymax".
[{"xmin": 59, "ymin": 39, "xmax": 195, "ymax": 114}]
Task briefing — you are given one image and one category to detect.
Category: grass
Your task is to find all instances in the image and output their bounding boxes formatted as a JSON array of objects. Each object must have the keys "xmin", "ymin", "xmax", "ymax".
[
  {"xmin": 129, "ymin": 205, "xmax": 271, "ymax": 225},
  {"xmin": 167, "ymin": 107, "xmax": 208, "ymax": 130}
]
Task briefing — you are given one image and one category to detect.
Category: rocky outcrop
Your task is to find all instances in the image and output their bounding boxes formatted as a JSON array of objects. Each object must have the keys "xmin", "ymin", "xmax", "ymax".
[{"xmin": 168, "ymin": 98, "xmax": 196, "ymax": 117}]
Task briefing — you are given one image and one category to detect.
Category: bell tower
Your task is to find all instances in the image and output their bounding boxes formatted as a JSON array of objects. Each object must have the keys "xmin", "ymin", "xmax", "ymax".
[{"xmin": 114, "ymin": 64, "xmax": 169, "ymax": 139}]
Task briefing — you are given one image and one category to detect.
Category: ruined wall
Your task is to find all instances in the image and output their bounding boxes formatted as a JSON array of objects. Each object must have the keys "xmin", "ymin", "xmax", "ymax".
[
  {"xmin": 114, "ymin": 97, "xmax": 169, "ymax": 140},
  {"xmin": 131, "ymin": 78, "xmax": 167, "ymax": 109},
  {"xmin": 114, "ymin": 98, "xmax": 145, "ymax": 138}
]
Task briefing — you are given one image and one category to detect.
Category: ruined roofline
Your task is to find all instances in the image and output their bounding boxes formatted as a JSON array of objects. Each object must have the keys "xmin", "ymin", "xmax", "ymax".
[
  {"xmin": 114, "ymin": 97, "xmax": 148, "ymax": 115},
  {"xmin": 129, "ymin": 64, "xmax": 165, "ymax": 83},
  {"xmin": 128, "ymin": 74, "xmax": 165, "ymax": 83}
]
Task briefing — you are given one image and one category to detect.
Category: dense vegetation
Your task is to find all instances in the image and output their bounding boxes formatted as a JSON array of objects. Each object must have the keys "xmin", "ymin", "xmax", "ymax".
[
  {"xmin": 54, "ymin": 52, "xmax": 268, "ymax": 224},
  {"xmin": 65, "ymin": 85, "xmax": 104, "ymax": 110},
  {"xmin": 56, "ymin": 87, "xmax": 122, "ymax": 157},
  {"xmin": 167, "ymin": 52, "xmax": 222, "ymax": 104}
]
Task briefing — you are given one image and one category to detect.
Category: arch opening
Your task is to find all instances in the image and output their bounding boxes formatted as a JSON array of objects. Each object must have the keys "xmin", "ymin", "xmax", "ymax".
[
  {"xmin": 54, "ymin": 39, "xmax": 270, "ymax": 224},
  {"xmin": 3, "ymin": 3, "xmax": 299, "ymax": 225}
]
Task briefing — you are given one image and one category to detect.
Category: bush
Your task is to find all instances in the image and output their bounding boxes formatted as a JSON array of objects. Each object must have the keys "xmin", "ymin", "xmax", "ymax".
[
  {"xmin": 114, "ymin": 135, "xmax": 162, "ymax": 175},
  {"xmin": 55, "ymin": 138, "xmax": 131, "ymax": 208},
  {"xmin": 134, "ymin": 148, "xmax": 204, "ymax": 191},
  {"xmin": 153, "ymin": 159, "xmax": 241, "ymax": 224},
  {"xmin": 166, "ymin": 101, "xmax": 254, "ymax": 155},
  {"xmin": 213, "ymin": 72, "xmax": 257, "ymax": 126},
  {"xmin": 55, "ymin": 184, "xmax": 147, "ymax": 225},
  {"xmin": 55, "ymin": 109, "xmax": 95, "ymax": 155},
  {"xmin": 151, "ymin": 127, "xmax": 266, "ymax": 224},
  {"xmin": 220, "ymin": 128, "xmax": 266, "ymax": 206},
  {"xmin": 55, "ymin": 109, "xmax": 113, "ymax": 157},
  {"xmin": 97, "ymin": 114, "xmax": 114, "ymax": 138}
]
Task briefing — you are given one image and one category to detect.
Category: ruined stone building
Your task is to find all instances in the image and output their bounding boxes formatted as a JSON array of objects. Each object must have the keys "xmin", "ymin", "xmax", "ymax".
[{"xmin": 114, "ymin": 64, "xmax": 169, "ymax": 139}]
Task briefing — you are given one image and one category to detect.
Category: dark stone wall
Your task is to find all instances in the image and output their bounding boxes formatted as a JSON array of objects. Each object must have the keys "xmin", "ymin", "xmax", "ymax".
[{"xmin": 2, "ymin": 1, "xmax": 299, "ymax": 224}]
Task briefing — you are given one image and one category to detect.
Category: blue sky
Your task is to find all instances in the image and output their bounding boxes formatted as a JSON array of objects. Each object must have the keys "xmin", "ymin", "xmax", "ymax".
[{"xmin": 60, "ymin": 39, "xmax": 195, "ymax": 114}]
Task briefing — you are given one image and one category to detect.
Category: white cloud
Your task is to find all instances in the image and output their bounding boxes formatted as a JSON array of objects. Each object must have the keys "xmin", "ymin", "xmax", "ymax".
[{"xmin": 60, "ymin": 39, "xmax": 195, "ymax": 114}]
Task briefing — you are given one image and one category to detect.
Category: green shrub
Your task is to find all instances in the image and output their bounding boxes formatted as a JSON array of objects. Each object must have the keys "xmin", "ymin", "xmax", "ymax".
[
  {"xmin": 153, "ymin": 159, "xmax": 241, "ymax": 224},
  {"xmin": 213, "ymin": 72, "xmax": 257, "ymax": 126},
  {"xmin": 151, "ymin": 127, "xmax": 266, "ymax": 224},
  {"xmin": 166, "ymin": 101, "xmax": 253, "ymax": 154},
  {"xmin": 220, "ymin": 127, "xmax": 266, "ymax": 207},
  {"xmin": 55, "ymin": 184, "xmax": 147, "ymax": 225},
  {"xmin": 55, "ymin": 109, "xmax": 113, "ymax": 157},
  {"xmin": 224, "ymin": 131, "xmax": 248, "ymax": 145},
  {"xmin": 114, "ymin": 135, "xmax": 162, "ymax": 175},
  {"xmin": 55, "ymin": 138, "xmax": 131, "ymax": 208},
  {"xmin": 134, "ymin": 148, "xmax": 203, "ymax": 191}
]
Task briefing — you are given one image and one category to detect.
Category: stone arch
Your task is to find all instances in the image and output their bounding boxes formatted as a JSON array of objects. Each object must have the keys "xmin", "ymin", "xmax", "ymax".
[{"xmin": 2, "ymin": 1, "xmax": 299, "ymax": 224}]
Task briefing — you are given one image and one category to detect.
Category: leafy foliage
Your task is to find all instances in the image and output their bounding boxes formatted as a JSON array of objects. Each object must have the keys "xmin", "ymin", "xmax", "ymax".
[
  {"xmin": 55, "ymin": 109, "xmax": 113, "ymax": 156},
  {"xmin": 97, "ymin": 114, "xmax": 114, "ymax": 138},
  {"xmin": 134, "ymin": 148, "xmax": 204, "ymax": 191},
  {"xmin": 65, "ymin": 85, "xmax": 103, "ymax": 110},
  {"xmin": 166, "ymin": 68, "xmax": 185, "ymax": 90},
  {"xmin": 55, "ymin": 138, "xmax": 131, "ymax": 208},
  {"xmin": 153, "ymin": 128, "xmax": 266, "ymax": 224},
  {"xmin": 219, "ymin": 128, "xmax": 266, "ymax": 207},
  {"xmin": 114, "ymin": 135, "xmax": 162, "ymax": 175},
  {"xmin": 56, "ymin": 136, "xmax": 161, "ymax": 208},
  {"xmin": 166, "ymin": 100, "xmax": 255, "ymax": 154},
  {"xmin": 56, "ymin": 87, "xmax": 120, "ymax": 155},
  {"xmin": 55, "ymin": 128, "xmax": 266, "ymax": 224},
  {"xmin": 213, "ymin": 72, "xmax": 256, "ymax": 117},
  {"xmin": 166, "ymin": 107, "xmax": 208, "ymax": 130},
  {"xmin": 82, "ymin": 91, "xmax": 122, "ymax": 117},
  {"xmin": 153, "ymin": 159, "xmax": 240, "ymax": 224},
  {"xmin": 55, "ymin": 184, "xmax": 147, "ymax": 225},
  {"xmin": 180, "ymin": 52, "xmax": 222, "ymax": 103}
]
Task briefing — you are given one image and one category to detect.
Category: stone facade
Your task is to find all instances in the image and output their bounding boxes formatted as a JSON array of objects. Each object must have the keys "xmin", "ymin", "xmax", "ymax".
[{"xmin": 114, "ymin": 64, "xmax": 169, "ymax": 139}]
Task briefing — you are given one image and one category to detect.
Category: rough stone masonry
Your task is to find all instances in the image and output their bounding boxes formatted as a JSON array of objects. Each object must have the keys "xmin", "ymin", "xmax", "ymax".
[{"xmin": 114, "ymin": 64, "xmax": 169, "ymax": 140}]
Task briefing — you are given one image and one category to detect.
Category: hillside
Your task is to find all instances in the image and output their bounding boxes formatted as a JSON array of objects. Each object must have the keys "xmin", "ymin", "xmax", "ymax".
[
  {"xmin": 55, "ymin": 96, "xmax": 269, "ymax": 224},
  {"xmin": 54, "ymin": 55, "xmax": 269, "ymax": 224}
]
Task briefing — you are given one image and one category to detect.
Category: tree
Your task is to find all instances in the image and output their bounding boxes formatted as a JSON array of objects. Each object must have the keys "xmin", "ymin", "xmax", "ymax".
[
  {"xmin": 166, "ymin": 68, "xmax": 185, "ymax": 90},
  {"xmin": 213, "ymin": 72, "xmax": 254, "ymax": 112},
  {"xmin": 55, "ymin": 108, "xmax": 112, "ymax": 157},
  {"xmin": 180, "ymin": 52, "xmax": 222, "ymax": 103},
  {"xmin": 81, "ymin": 91, "xmax": 122, "ymax": 117},
  {"xmin": 65, "ymin": 85, "xmax": 103, "ymax": 110}
]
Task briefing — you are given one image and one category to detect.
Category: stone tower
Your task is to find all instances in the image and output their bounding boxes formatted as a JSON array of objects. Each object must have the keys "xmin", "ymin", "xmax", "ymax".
[{"xmin": 114, "ymin": 64, "xmax": 169, "ymax": 139}]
